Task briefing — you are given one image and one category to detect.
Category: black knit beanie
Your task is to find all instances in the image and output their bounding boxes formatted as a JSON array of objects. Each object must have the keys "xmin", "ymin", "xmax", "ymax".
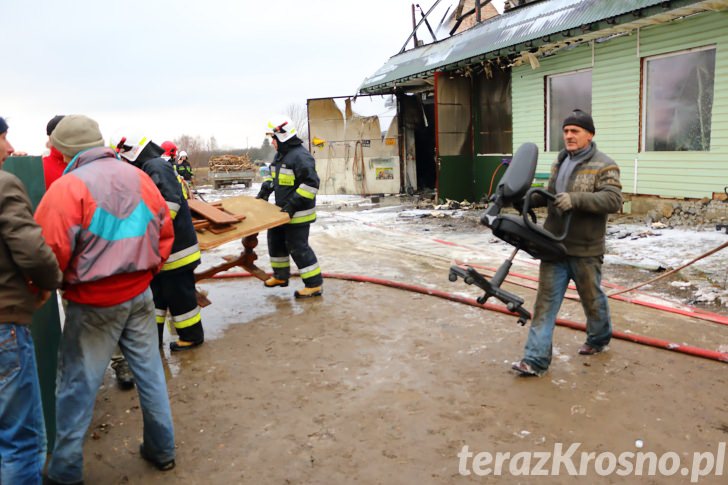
[
  {"xmin": 46, "ymin": 115, "xmax": 65, "ymax": 136},
  {"xmin": 562, "ymin": 109, "xmax": 595, "ymax": 134},
  {"xmin": 0, "ymin": 117, "xmax": 7, "ymax": 134}
]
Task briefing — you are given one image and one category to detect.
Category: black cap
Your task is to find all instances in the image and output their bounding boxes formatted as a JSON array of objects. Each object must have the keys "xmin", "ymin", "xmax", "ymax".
[
  {"xmin": 46, "ymin": 115, "xmax": 65, "ymax": 136},
  {"xmin": 562, "ymin": 109, "xmax": 595, "ymax": 134},
  {"xmin": 0, "ymin": 117, "xmax": 7, "ymax": 134}
]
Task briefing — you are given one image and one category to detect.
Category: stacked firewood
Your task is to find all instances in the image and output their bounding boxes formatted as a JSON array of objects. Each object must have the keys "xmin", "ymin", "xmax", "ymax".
[{"xmin": 208, "ymin": 154, "xmax": 257, "ymax": 172}]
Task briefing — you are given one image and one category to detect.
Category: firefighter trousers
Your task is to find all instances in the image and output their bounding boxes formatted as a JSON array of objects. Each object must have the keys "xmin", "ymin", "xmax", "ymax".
[
  {"xmin": 267, "ymin": 223, "xmax": 323, "ymax": 288},
  {"xmin": 150, "ymin": 268, "xmax": 204, "ymax": 345}
]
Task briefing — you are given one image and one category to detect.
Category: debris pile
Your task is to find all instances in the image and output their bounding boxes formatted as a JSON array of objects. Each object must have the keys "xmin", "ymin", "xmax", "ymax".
[
  {"xmin": 208, "ymin": 154, "xmax": 256, "ymax": 172},
  {"xmin": 645, "ymin": 199, "xmax": 728, "ymax": 228}
]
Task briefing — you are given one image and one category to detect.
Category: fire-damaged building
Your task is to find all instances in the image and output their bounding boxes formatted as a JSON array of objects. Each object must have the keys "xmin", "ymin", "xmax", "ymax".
[{"xmin": 308, "ymin": 0, "xmax": 728, "ymax": 214}]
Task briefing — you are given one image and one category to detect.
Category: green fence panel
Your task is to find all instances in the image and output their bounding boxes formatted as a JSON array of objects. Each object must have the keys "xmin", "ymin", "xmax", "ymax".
[{"xmin": 2, "ymin": 155, "xmax": 61, "ymax": 449}]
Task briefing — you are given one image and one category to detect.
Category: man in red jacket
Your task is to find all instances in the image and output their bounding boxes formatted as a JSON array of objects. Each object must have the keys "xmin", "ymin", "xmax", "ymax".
[
  {"xmin": 42, "ymin": 114, "xmax": 135, "ymax": 389},
  {"xmin": 36, "ymin": 115, "xmax": 178, "ymax": 483},
  {"xmin": 42, "ymin": 115, "xmax": 66, "ymax": 191}
]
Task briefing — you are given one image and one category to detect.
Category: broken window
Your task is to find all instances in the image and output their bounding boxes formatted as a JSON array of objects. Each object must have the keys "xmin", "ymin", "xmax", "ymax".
[
  {"xmin": 545, "ymin": 70, "xmax": 592, "ymax": 152},
  {"xmin": 642, "ymin": 46, "xmax": 715, "ymax": 152}
]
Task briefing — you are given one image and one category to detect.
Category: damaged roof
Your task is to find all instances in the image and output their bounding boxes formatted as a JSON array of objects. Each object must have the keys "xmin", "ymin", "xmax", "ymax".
[{"xmin": 359, "ymin": 0, "xmax": 727, "ymax": 94}]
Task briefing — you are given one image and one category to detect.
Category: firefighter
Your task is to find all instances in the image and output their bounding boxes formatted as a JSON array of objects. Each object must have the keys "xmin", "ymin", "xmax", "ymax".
[
  {"xmin": 176, "ymin": 150, "xmax": 194, "ymax": 182},
  {"xmin": 257, "ymin": 116, "xmax": 323, "ymax": 298},
  {"xmin": 114, "ymin": 134, "xmax": 204, "ymax": 351},
  {"xmin": 161, "ymin": 140, "xmax": 178, "ymax": 162}
]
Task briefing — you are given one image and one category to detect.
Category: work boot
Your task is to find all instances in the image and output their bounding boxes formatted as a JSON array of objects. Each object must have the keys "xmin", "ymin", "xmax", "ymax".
[
  {"xmin": 140, "ymin": 443, "xmax": 175, "ymax": 471},
  {"xmin": 170, "ymin": 339, "xmax": 204, "ymax": 352},
  {"xmin": 511, "ymin": 360, "xmax": 544, "ymax": 377},
  {"xmin": 578, "ymin": 343, "xmax": 604, "ymax": 355},
  {"xmin": 264, "ymin": 277, "xmax": 289, "ymax": 288},
  {"xmin": 294, "ymin": 286, "xmax": 323, "ymax": 299},
  {"xmin": 111, "ymin": 359, "xmax": 135, "ymax": 390}
]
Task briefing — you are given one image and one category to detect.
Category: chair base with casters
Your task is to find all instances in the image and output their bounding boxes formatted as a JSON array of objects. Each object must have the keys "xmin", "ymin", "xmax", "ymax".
[{"xmin": 448, "ymin": 142, "xmax": 571, "ymax": 325}]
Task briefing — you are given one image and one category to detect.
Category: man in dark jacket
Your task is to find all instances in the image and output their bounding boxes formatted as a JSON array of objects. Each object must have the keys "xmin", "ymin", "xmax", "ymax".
[
  {"xmin": 512, "ymin": 110, "xmax": 622, "ymax": 377},
  {"xmin": 115, "ymin": 135, "xmax": 205, "ymax": 351},
  {"xmin": 257, "ymin": 117, "xmax": 323, "ymax": 298},
  {"xmin": 0, "ymin": 117, "xmax": 64, "ymax": 484}
]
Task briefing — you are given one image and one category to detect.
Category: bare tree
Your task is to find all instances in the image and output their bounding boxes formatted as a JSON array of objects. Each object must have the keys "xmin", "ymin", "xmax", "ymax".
[{"xmin": 284, "ymin": 103, "xmax": 309, "ymax": 144}]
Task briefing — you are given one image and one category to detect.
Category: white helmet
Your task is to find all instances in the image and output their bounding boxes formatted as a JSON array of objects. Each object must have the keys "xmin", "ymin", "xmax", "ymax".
[
  {"xmin": 178, "ymin": 150, "xmax": 188, "ymax": 158},
  {"xmin": 111, "ymin": 134, "xmax": 152, "ymax": 162},
  {"xmin": 267, "ymin": 116, "xmax": 297, "ymax": 143}
]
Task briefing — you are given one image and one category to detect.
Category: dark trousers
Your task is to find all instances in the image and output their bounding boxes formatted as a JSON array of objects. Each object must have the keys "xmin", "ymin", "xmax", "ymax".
[
  {"xmin": 267, "ymin": 223, "xmax": 323, "ymax": 288},
  {"xmin": 150, "ymin": 268, "xmax": 204, "ymax": 345}
]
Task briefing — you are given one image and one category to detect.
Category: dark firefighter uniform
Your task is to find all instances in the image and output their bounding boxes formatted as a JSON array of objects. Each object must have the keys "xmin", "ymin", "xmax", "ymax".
[
  {"xmin": 133, "ymin": 142, "xmax": 204, "ymax": 350},
  {"xmin": 257, "ymin": 136, "xmax": 323, "ymax": 293}
]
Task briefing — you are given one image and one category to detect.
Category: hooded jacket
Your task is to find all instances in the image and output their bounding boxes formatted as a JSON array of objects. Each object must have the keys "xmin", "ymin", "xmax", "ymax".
[
  {"xmin": 132, "ymin": 143, "xmax": 201, "ymax": 272},
  {"xmin": 0, "ymin": 171, "xmax": 63, "ymax": 323},
  {"xmin": 35, "ymin": 147, "xmax": 174, "ymax": 306}
]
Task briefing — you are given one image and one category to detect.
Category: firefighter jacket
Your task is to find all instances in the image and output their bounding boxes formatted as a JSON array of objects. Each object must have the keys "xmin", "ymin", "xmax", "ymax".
[
  {"xmin": 35, "ymin": 147, "xmax": 174, "ymax": 306},
  {"xmin": 134, "ymin": 144, "xmax": 201, "ymax": 272},
  {"xmin": 176, "ymin": 160, "xmax": 194, "ymax": 181},
  {"xmin": 266, "ymin": 138, "xmax": 319, "ymax": 225}
]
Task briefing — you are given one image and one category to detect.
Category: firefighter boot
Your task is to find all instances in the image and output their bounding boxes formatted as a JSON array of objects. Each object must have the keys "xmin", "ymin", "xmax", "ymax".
[
  {"xmin": 294, "ymin": 286, "xmax": 323, "ymax": 299},
  {"xmin": 264, "ymin": 277, "xmax": 289, "ymax": 288}
]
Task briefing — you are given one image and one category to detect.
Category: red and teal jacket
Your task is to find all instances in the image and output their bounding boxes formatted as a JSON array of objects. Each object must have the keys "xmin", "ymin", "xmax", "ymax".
[{"xmin": 35, "ymin": 147, "xmax": 174, "ymax": 306}]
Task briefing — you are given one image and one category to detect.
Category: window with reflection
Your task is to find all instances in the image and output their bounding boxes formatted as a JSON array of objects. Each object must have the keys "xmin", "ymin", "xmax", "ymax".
[
  {"xmin": 546, "ymin": 70, "xmax": 592, "ymax": 152},
  {"xmin": 643, "ymin": 47, "xmax": 715, "ymax": 151}
]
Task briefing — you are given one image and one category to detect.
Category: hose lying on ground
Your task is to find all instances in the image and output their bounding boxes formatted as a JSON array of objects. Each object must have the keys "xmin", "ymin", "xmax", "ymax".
[{"xmin": 206, "ymin": 272, "xmax": 728, "ymax": 365}]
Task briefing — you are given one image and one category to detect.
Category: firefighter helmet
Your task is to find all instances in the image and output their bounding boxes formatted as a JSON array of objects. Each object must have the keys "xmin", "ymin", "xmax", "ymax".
[
  {"xmin": 161, "ymin": 140, "xmax": 178, "ymax": 158},
  {"xmin": 267, "ymin": 116, "xmax": 297, "ymax": 143},
  {"xmin": 112, "ymin": 134, "xmax": 152, "ymax": 162}
]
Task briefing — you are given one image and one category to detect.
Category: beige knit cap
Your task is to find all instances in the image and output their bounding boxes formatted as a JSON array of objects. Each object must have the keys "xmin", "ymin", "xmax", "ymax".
[{"xmin": 50, "ymin": 114, "xmax": 105, "ymax": 157}]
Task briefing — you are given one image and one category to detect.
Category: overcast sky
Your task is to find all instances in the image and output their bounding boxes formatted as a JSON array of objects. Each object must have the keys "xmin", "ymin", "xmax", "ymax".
[{"xmin": 3, "ymin": 0, "xmax": 502, "ymax": 154}]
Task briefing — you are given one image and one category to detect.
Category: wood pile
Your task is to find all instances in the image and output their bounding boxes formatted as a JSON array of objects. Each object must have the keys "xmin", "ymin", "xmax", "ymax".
[{"xmin": 208, "ymin": 154, "xmax": 257, "ymax": 172}]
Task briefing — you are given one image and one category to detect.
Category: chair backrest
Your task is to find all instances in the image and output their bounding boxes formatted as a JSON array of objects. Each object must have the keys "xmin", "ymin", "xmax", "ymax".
[
  {"xmin": 492, "ymin": 142, "xmax": 538, "ymax": 204},
  {"xmin": 481, "ymin": 142, "xmax": 570, "ymax": 261}
]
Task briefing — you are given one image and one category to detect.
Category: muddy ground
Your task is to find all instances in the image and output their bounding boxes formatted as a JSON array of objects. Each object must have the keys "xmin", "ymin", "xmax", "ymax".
[{"xmin": 80, "ymin": 200, "xmax": 728, "ymax": 484}]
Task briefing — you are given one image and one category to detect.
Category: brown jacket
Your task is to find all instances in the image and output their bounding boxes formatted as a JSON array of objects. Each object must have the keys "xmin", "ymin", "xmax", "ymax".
[
  {"xmin": 543, "ymin": 143, "xmax": 622, "ymax": 257},
  {"xmin": 0, "ymin": 171, "xmax": 63, "ymax": 323}
]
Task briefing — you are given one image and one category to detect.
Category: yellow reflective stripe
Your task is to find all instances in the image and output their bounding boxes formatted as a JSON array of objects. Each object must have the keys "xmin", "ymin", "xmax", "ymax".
[
  {"xmin": 270, "ymin": 261, "xmax": 290, "ymax": 268},
  {"xmin": 155, "ymin": 315, "xmax": 166, "ymax": 324},
  {"xmin": 263, "ymin": 176, "xmax": 273, "ymax": 182},
  {"xmin": 289, "ymin": 212, "xmax": 316, "ymax": 224},
  {"xmin": 170, "ymin": 210, "xmax": 178, "ymax": 220},
  {"xmin": 162, "ymin": 249, "xmax": 201, "ymax": 271},
  {"xmin": 296, "ymin": 187, "xmax": 315, "ymax": 200},
  {"xmin": 173, "ymin": 311, "xmax": 201, "ymax": 329},
  {"xmin": 278, "ymin": 174, "xmax": 295, "ymax": 186},
  {"xmin": 300, "ymin": 265, "xmax": 321, "ymax": 279}
]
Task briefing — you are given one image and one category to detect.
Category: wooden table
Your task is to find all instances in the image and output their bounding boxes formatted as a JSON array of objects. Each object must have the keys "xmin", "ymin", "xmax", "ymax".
[{"xmin": 194, "ymin": 195, "xmax": 290, "ymax": 284}]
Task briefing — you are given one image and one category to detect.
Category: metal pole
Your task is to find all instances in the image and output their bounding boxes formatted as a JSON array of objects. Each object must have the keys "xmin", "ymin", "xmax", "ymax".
[{"xmin": 411, "ymin": 3, "xmax": 419, "ymax": 49}]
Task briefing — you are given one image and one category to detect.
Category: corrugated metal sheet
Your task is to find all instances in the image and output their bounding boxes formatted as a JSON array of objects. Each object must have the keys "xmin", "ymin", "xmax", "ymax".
[{"xmin": 359, "ymin": 0, "xmax": 721, "ymax": 94}]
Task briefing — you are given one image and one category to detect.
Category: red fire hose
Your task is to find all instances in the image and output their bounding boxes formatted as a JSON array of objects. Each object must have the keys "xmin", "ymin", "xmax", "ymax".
[{"xmin": 206, "ymin": 271, "xmax": 728, "ymax": 364}]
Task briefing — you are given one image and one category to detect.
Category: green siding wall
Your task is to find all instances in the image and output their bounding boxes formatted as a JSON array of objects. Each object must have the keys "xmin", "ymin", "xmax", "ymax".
[{"xmin": 512, "ymin": 10, "xmax": 728, "ymax": 198}]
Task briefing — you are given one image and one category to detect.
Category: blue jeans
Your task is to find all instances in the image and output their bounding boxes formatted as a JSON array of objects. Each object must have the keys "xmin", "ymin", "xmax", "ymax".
[
  {"xmin": 522, "ymin": 256, "xmax": 612, "ymax": 372},
  {"xmin": 0, "ymin": 324, "xmax": 46, "ymax": 485},
  {"xmin": 47, "ymin": 289, "xmax": 175, "ymax": 484}
]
